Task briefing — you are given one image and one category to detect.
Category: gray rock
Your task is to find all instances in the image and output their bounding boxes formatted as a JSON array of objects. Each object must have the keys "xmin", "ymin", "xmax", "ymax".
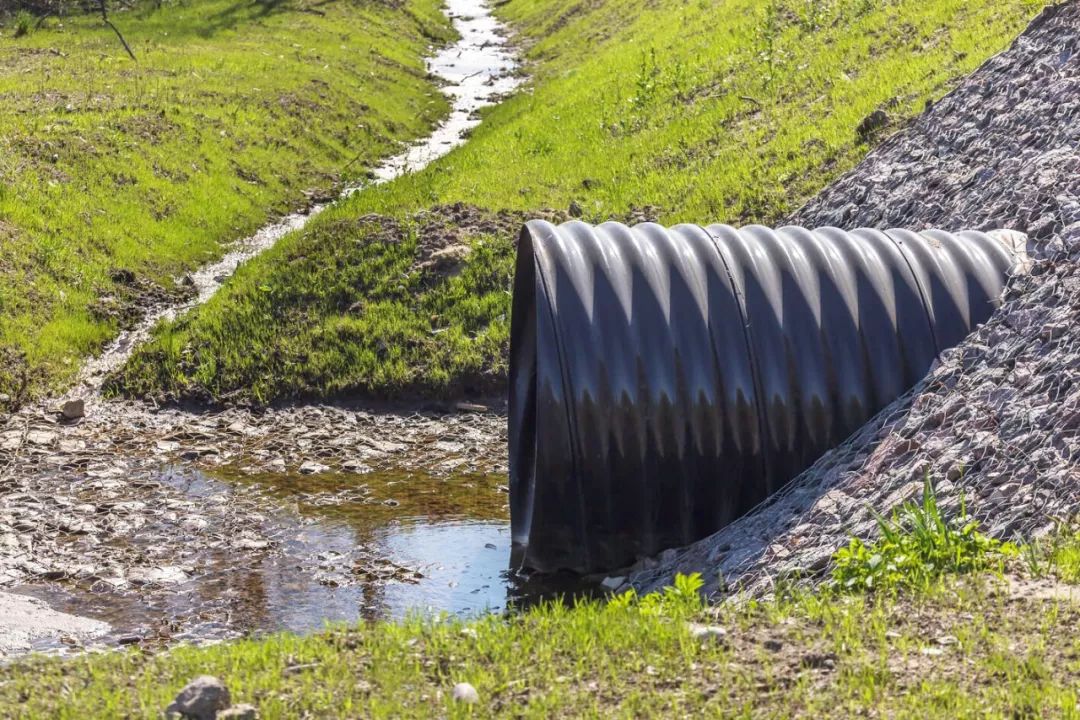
[
  {"xmin": 218, "ymin": 704, "xmax": 258, "ymax": 719},
  {"xmin": 127, "ymin": 565, "xmax": 188, "ymax": 585},
  {"xmin": 60, "ymin": 399, "xmax": 85, "ymax": 420},
  {"xmin": 341, "ymin": 459, "xmax": 372, "ymax": 474},
  {"xmin": 451, "ymin": 681, "xmax": 479, "ymax": 704},
  {"xmin": 298, "ymin": 460, "xmax": 329, "ymax": 475},
  {"xmin": 25, "ymin": 430, "xmax": 56, "ymax": 446},
  {"xmin": 600, "ymin": 575, "xmax": 626, "ymax": 591},
  {"xmin": 686, "ymin": 623, "xmax": 728, "ymax": 645},
  {"xmin": 165, "ymin": 676, "xmax": 231, "ymax": 720}
]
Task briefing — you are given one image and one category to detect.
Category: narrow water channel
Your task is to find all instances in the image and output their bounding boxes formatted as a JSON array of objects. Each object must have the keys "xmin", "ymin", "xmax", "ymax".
[
  {"xmin": 0, "ymin": 0, "xmax": 578, "ymax": 658},
  {"xmin": 73, "ymin": 0, "xmax": 522, "ymax": 394}
]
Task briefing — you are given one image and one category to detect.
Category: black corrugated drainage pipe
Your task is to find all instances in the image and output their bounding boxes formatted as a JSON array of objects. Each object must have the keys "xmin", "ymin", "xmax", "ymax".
[{"xmin": 508, "ymin": 222, "xmax": 1027, "ymax": 574}]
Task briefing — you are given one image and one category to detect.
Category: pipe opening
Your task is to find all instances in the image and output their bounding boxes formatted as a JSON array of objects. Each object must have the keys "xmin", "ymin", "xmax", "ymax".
[{"xmin": 508, "ymin": 225, "xmax": 538, "ymax": 554}]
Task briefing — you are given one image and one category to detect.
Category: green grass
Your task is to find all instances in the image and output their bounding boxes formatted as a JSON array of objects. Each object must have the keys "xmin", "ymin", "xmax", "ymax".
[
  {"xmin": 367, "ymin": 0, "xmax": 1045, "ymax": 222},
  {"xmin": 4, "ymin": 507, "xmax": 1080, "ymax": 718},
  {"xmin": 106, "ymin": 206, "xmax": 535, "ymax": 403},
  {"xmin": 0, "ymin": 0, "xmax": 454, "ymax": 406},
  {"xmin": 113, "ymin": 0, "xmax": 1049, "ymax": 405},
  {"xmin": 831, "ymin": 480, "xmax": 1017, "ymax": 593}
]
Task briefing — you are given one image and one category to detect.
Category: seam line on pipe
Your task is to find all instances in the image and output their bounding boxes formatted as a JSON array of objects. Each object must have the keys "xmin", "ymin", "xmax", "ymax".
[{"xmin": 700, "ymin": 224, "xmax": 771, "ymax": 492}]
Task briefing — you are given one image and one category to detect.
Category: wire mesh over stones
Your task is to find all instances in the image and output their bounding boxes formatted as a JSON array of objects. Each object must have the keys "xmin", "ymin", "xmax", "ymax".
[{"xmin": 508, "ymin": 221, "xmax": 1025, "ymax": 574}]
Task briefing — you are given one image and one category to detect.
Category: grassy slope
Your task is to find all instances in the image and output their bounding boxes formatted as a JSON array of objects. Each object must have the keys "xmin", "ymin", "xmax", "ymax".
[
  {"xmin": 107, "ymin": 206, "xmax": 548, "ymax": 402},
  {"xmin": 112, "ymin": 0, "xmax": 1048, "ymax": 405},
  {"xmin": 0, "ymin": 0, "xmax": 453, "ymax": 406},
  {"xmin": 4, "ymin": 498, "xmax": 1080, "ymax": 718}
]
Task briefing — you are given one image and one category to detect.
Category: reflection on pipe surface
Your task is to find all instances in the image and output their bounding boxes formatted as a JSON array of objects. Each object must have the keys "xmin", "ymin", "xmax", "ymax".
[{"xmin": 509, "ymin": 222, "xmax": 1022, "ymax": 574}]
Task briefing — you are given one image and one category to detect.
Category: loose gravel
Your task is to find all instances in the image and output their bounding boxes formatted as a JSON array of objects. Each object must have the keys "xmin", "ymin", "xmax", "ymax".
[{"xmin": 0, "ymin": 400, "xmax": 504, "ymax": 590}]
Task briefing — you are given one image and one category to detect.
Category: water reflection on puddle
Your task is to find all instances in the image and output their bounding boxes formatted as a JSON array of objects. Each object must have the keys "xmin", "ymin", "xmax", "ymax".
[
  {"xmin": 259, "ymin": 519, "xmax": 514, "ymax": 633},
  {"xmin": 219, "ymin": 466, "xmax": 520, "ymax": 627},
  {"xmin": 377, "ymin": 521, "xmax": 512, "ymax": 615},
  {"xmin": 19, "ymin": 464, "xmax": 591, "ymax": 651}
]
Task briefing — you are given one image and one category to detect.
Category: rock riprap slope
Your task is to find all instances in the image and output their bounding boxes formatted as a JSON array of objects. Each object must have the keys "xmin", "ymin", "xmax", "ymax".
[{"xmin": 634, "ymin": 1, "xmax": 1080, "ymax": 596}]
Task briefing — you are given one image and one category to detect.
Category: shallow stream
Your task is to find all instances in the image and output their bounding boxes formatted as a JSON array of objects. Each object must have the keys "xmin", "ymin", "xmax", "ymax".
[
  {"xmin": 0, "ymin": 0, "xmax": 588, "ymax": 658},
  {"xmin": 19, "ymin": 464, "xmax": 589, "ymax": 651},
  {"xmin": 73, "ymin": 0, "xmax": 521, "ymax": 395}
]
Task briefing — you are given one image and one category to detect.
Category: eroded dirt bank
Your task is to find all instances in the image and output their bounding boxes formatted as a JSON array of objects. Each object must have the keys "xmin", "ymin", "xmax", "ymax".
[{"xmin": 634, "ymin": 1, "xmax": 1080, "ymax": 596}]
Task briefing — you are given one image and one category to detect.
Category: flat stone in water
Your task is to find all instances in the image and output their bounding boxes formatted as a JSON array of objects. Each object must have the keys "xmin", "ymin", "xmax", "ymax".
[
  {"xmin": 127, "ymin": 566, "xmax": 188, "ymax": 585},
  {"xmin": 0, "ymin": 591, "xmax": 108, "ymax": 658}
]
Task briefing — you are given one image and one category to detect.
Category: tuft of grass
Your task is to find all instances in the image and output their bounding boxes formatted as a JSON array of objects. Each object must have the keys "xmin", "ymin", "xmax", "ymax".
[
  {"xmin": 831, "ymin": 480, "xmax": 1016, "ymax": 593},
  {"xmin": 608, "ymin": 570, "xmax": 706, "ymax": 616},
  {"xmin": 1051, "ymin": 535, "xmax": 1080, "ymax": 583},
  {"xmin": 12, "ymin": 10, "xmax": 33, "ymax": 38},
  {"xmin": 0, "ymin": 0, "xmax": 455, "ymax": 406},
  {"xmin": 1019, "ymin": 528, "xmax": 1080, "ymax": 584},
  {"xmin": 115, "ymin": 0, "xmax": 1049, "ymax": 406}
]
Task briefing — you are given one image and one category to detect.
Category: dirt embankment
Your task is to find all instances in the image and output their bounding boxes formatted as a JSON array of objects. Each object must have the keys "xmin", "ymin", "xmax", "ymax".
[{"xmin": 634, "ymin": 1, "xmax": 1080, "ymax": 596}]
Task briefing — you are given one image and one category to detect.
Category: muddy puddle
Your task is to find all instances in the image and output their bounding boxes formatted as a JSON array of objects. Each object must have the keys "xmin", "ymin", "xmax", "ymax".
[
  {"xmin": 221, "ymin": 466, "xmax": 517, "ymax": 622},
  {"xmin": 11, "ymin": 464, "xmax": 593, "ymax": 654}
]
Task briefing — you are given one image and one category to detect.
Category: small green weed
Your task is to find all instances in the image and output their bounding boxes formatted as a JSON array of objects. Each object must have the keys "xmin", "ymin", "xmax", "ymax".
[
  {"xmin": 1022, "ymin": 537, "xmax": 1047, "ymax": 578},
  {"xmin": 12, "ymin": 10, "xmax": 33, "ymax": 38},
  {"xmin": 1002, "ymin": 525, "xmax": 1080, "ymax": 583},
  {"xmin": 831, "ymin": 480, "xmax": 1016, "ymax": 592},
  {"xmin": 1044, "ymin": 530, "xmax": 1080, "ymax": 583},
  {"xmin": 631, "ymin": 47, "xmax": 662, "ymax": 111},
  {"xmin": 609, "ymin": 571, "xmax": 706, "ymax": 616}
]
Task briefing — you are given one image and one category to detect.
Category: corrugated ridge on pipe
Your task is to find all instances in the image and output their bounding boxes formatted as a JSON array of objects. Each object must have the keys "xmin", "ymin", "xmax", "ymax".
[{"xmin": 509, "ymin": 221, "xmax": 1024, "ymax": 573}]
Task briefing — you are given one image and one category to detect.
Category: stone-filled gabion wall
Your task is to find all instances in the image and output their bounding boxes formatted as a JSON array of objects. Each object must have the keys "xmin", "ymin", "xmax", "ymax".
[{"xmin": 634, "ymin": 1, "xmax": 1080, "ymax": 596}]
